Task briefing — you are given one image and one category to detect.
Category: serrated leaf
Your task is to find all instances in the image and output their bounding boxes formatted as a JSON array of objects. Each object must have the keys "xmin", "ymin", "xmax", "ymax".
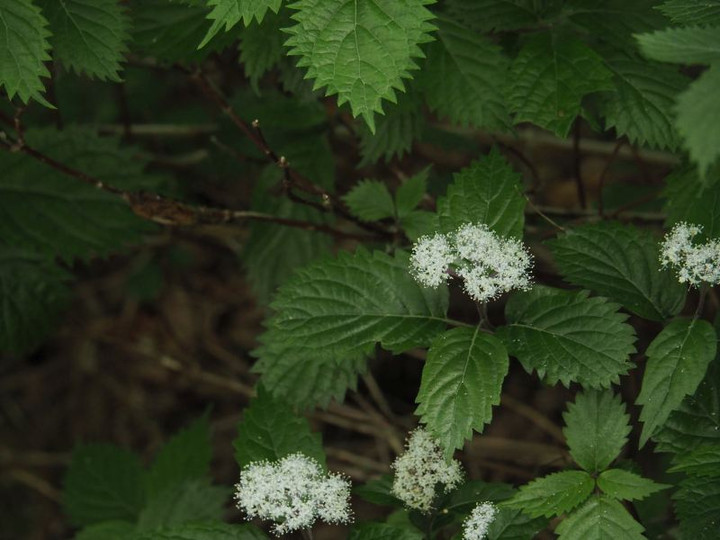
[
  {"xmin": 547, "ymin": 221, "xmax": 686, "ymax": 321},
  {"xmin": 420, "ymin": 14, "xmax": 510, "ymax": 130},
  {"xmin": 567, "ymin": 0, "xmax": 668, "ymax": 46},
  {"xmin": 446, "ymin": 0, "xmax": 548, "ymax": 32},
  {"xmin": 354, "ymin": 475, "xmax": 403, "ymax": 507},
  {"xmin": 508, "ymin": 32, "xmax": 613, "ymax": 137},
  {"xmin": 555, "ymin": 495, "xmax": 645, "ymax": 540},
  {"xmin": 134, "ymin": 522, "xmax": 269, "ymax": 540},
  {"xmin": 563, "ymin": 389, "xmax": 631, "ymax": 473},
  {"xmin": 0, "ymin": 0, "xmax": 51, "ymax": 106},
  {"xmin": 260, "ymin": 248, "xmax": 450, "ymax": 359},
  {"xmin": 137, "ymin": 479, "xmax": 230, "ymax": 530},
  {"xmin": 0, "ymin": 248, "xmax": 71, "ymax": 354},
  {"xmin": 675, "ymin": 65, "xmax": 720, "ymax": 176},
  {"xmin": 498, "ymin": 287, "xmax": 637, "ymax": 388},
  {"xmin": 663, "ymin": 164, "xmax": 720, "ymax": 232},
  {"xmin": 400, "ymin": 210, "xmax": 436, "ymax": 241},
  {"xmin": 200, "ymin": 0, "xmax": 282, "ymax": 47},
  {"xmin": 146, "ymin": 416, "xmax": 212, "ymax": 499},
  {"xmin": 674, "ymin": 475, "xmax": 720, "ymax": 540},
  {"xmin": 599, "ymin": 56, "xmax": 688, "ymax": 151},
  {"xmin": 488, "ymin": 507, "xmax": 547, "ymax": 540},
  {"xmin": 358, "ymin": 89, "xmax": 424, "ymax": 167},
  {"xmin": 436, "ymin": 148, "xmax": 525, "ymax": 238},
  {"xmin": 658, "ymin": 1, "xmax": 720, "ymax": 25},
  {"xmin": 343, "ymin": 180, "xmax": 396, "ymax": 221},
  {"xmin": 284, "ymin": 0, "xmax": 437, "ymax": 131},
  {"xmin": 416, "ymin": 328, "xmax": 508, "ymax": 458},
  {"xmin": 239, "ymin": 7, "xmax": 289, "ymax": 90},
  {"xmin": 395, "ymin": 168, "xmax": 428, "ymax": 218},
  {"xmin": 0, "ymin": 127, "xmax": 155, "ymax": 262},
  {"xmin": 251, "ymin": 336, "xmax": 367, "ymax": 409},
  {"xmin": 63, "ymin": 444, "xmax": 145, "ymax": 526},
  {"xmin": 637, "ymin": 26, "xmax": 720, "ymax": 65},
  {"xmin": 349, "ymin": 523, "xmax": 423, "ymax": 540},
  {"xmin": 132, "ymin": 0, "xmax": 241, "ymax": 63},
  {"xmin": 668, "ymin": 444, "xmax": 720, "ymax": 477},
  {"xmin": 637, "ymin": 317, "xmax": 717, "ymax": 447},
  {"xmin": 74, "ymin": 521, "xmax": 135, "ymax": 540},
  {"xmin": 504, "ymin": 470, "xmax": 594, "ymax": 519},
  {"xmin": 654, "ymin": 359, "xmax": 720, "ymax": 454},
  {"xmin": 233, "ymin": 385, "xmax": 325, "ymax": 468},
  {"xmin": 597, "ymin": 469, "xmax": 669, "ymax": 501},
  {"xmin": 37, "ymin": 0, "xmax": 129, "ymax": 81}
]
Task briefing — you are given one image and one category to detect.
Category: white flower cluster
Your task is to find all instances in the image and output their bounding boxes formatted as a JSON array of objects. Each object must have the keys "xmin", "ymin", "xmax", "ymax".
[
  {"xmin": 462, "ymin": 502, "xmax": 497, "ymax": 540},
  {"xmin": 409, "ymin": 223, "xmax": 533, "ymax": 303},
  {"xmin": 234, "ymin": 453, "xmax": 352, "ymax": 536},
  {"xmin": 391, "ymin": 428, "xmax": 463, "ymax": 512},
  {"xmin": 660, "ymin": 222, "xmax": 720, "ymax": 286}
]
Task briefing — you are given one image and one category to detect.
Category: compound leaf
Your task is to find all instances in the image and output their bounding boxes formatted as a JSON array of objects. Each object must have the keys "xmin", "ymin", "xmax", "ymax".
[
  {"xmin": 343, "ymin": 180, "xmax": 396, "ymax": 222},
  {"xmin": 597, "ymin": 469, "xmax": 670, "ymax": 501},
  {"xmin": 504, "ymin": 470, "xmax": 594, "ymax": 519},
  {"xmin": 200, "ymin": 0, "xmax": 282, "ymax": 47},
  {"xmin": 555, "ymin": 495, "xmax": 645, "ymax": 540}
]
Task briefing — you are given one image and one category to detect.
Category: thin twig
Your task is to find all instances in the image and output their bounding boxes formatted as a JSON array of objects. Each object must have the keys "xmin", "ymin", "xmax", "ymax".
[
  {"xmin": 501, "ymin": 394, "xmax": 565, "ymax": 444},
  {"xmin": 524, "ymin": 196, "xmax": 566, "ymax": 232}
]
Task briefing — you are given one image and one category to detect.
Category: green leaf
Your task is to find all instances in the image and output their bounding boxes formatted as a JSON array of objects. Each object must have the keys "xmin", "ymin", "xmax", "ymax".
[
  {"xmin": 0, "ymin": 127, "xmax": 155, "ymax": 262},
  {"xmin": 567, "ymin": 0, "xmax": 668, "ymax": 46},
  {"xmin": 132, "ymin": 0, "xmax": 241, "ymax": 63},
  {"xmin": 499, "ymin": 287, "xmax": 637, "ymax": 388},
  {"xmin": 563, "ymin": 389, "xmax": 631, "ymax": 473},
  {"xmin": 134, "ymin": 522, "xmax": 269, "ymax": 540},
  {"xmin": 663, "ymin": 164, "xmax": 720, "ymax": 233},
  {"xmin": 668, "ymin": 444, "xmax": 720, "ymax": 477},
  {"xmin": 674, "ymin": 475, "xmax": 720, "ymax": 540},
  {"xmin": 555, "ymin": 495, "xmax": 645, "ymax": 540},
  {"xmin": 395, "ymin": 168, "xmax": 428, "ymax": 219},
  {"xmin": 597, "ymin": 469, "xmax": 669, "ymax": 501},
  {"xmin": 0, "ymin": 248, "xmax": 71, "ymax": 354},
  {"xmin": 420, "ymin": 14, "xmax": 510, "ymax": 130},
  {"xmin": 343, "ymin": 180, "xmax": 396, "ymax": 221},
  {"xmin": 233, "ymin": 385, "xmax": 325, "ymax": 468},
  {"xmin": 400, "ymin": 210, "xmax": 436, "ymax": 241},
  {"xmin": 349, "ymin": 523, "xmax": 423, "ymax": 540},
  {"xmin": 239, "ymin": 7, "xmax": 289, "ymax": 90},
  {"xmin": 358, "ymin": 89, "xmax": 425, "ymax": 167},
  {"xmin": 0, "ymin": 0, "xmax": 51, "ymax": 106},
  {"xmin": 199, "ymin": 0, "xmax": 282, "ymax": 47},
  {"xmin": 37, "ymin": 0, "xmax": 129, "ymax": 81},
  {"xmin": 508, "ymin": 32, "xmax": 613, "ymax": 137},
  {"xmin": 599, "ymin": 56, "xmax": 688, "ymax": 151},
  {"xmin": 416, "ymin": 328, "xmax": 508, "ymax": 458},
  {"xmin": 547, "ymin": 221, "xmax": 686, "ymax": 321},
  {"xmin": 354, "ymin": 475, "xmax": 403, "ymax": 507},
  {"xmin": 658, "ymin": 1, "xmax": 720, "ymax": 25},
  {"xmin": 259, "ymin": 248, "xmax": 449, "ymax": 359},
  {"xmin": 637, "ymin": 26, "xmax": 720, "ymax": 64},
  {"xmin": 146, "ymin": 416, "xmax": 212, "ymax": 499},
  {"xmin": 63, "ymin": 444, "xmax": 145, "ymax": 526},
  {"xmin": 446, "ymin": 0, "xmax": 548, "ymax": 32},
  {"xmin": 284, "ymin": 0, "xmax": 437, "ymax": 132},
  {"xmin": 504, "ymin": 470, "xmax": 594, "ymax": 519},
  {"xmin": 137, "ymin": 479, "xmax": 229, "ymax": 530},
  {"xmin": 75, "ymin": 521, "xmax": 135, "ymax": 540},
  {"xmin": 637, "ymin": 317, "xmax": 717, "ymax": 447},
  {"xmin": 676, "ymin": 65, "xmax": 720, "ymax": 176},
  {"xmin": 654, "ymin": 359, "xmax": 720, "ymax": 454},
  {"xmin": 436, "ymin": 148, "xmax": 525, "ymax": 238},
  {"xmin": 487, "ymin": 507, "xmax": 548, "ymax": 540}
]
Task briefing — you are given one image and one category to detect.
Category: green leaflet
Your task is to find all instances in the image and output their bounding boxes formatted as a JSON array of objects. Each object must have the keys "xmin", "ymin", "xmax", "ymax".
[
  {"xmin": 547, "ymin": 221, "xmax": 686, "ymax": 321},
  {"xmin": 555, "ymin": 495, "xmax": 645, "ymax": 540},
  {"xmin": 508, "ymin": 31, "xmax": 613, "ymax": 137},
  {"xmin": 233, "ymin": 385, "xmax": 325, "ymax": 468},
  {"xmin": 503, "ymin": 470, "xmax": 594, "ymax": 518},
  {"xmin": 416, "ymin": 328, "xmax": 509, "ymax": 458},
  {"xmin": 673, "ymin": 475, "xmax": 720, "ymax": 540},
  {"xmin": 199, "ymin": 0, "xmax": 282, "ymax": 47},
  {"xmin": 343, "ymin": 180, "xmax": 396, "ymax": 222},
  {"xmin": 658, "ymin": 0, "xmax": 720, "ymax": 25},
  {"xmin": 284, "ymin": 0, "xmax": 437, "ymax": 132},
  {"xmin": 436, "ymin": 148, "xmax": 525, "ymax": 238},
  {"xmin": 38, "ymin": 0, "xmax": 129, "ymax": 81},
  {"xmin": 637, "ymin": 26, "xmax": 720, "ymax": 65},
  {"xmin": 566, "ymin": 0, "xmax": 668, "ymax": 46},
  {"xmin": 637, "ymin": 318, "xmax": 717, "ymax": 447},
  {"xmin": 668, "ymin": 444, "xmax": 720, "ymax": 478},
  {"xmin": 563, "ymin": 389, "xmax": 631, "ymax": 473},
  {"xmin": 499, "ymin": 287, "xmax": 637, "ymax": 388},
  {"xmin": 0, "ymin": 0, "xmax": 52, "ymax": 106},
  {"xmin": 597, "ymin": 469, "xmax": 669, "ymax": 502},
  {"xmin": 239, "ymin": 7, "xmax": 289, "ymax": 90}
]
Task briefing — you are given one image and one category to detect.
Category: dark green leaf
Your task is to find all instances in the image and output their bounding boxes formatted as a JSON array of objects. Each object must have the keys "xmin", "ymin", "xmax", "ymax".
[
  {"xmin": 658, "ymin": 1, "xmax": 720, "ymax": 25},
  {"xmin": 200, "ymin": 0, "xmax": 282, "ymax": 47},
  {"xmin": 395, "ymin": 168, "xmax": 428, "ymax": 219},
  {"xmin": 597, "ymin": 469, "xmax": 670, "ymax": 501},
  {"xmin": 349, "ymin": 522, "xmax": 423, "ymax": 540},
  {"xmin": 344, "ymin": 180, "xmax": 396, "ymax": 222},
  {"xmin": 674, "ymin": 475, "xmax": 720, "ymax": 540},
  {"xmin": 663, "ymin": 164, "xmax": 720, "ymax": 232},
  {"xmin": 74, "ymin": 521, "xmax": 135, "ymax": 540},
  {"xmin": 637, "ymin": 26, "xmax": 720, "ymax": 64},
  {"xmin": 503, "ymin": 470, "xmax": 594, "ymax": 518},
  {"xmin": 567, "ymin": 0, "xmax": 668, "ymax": 46},
  {"xmin": 668, "ymin": 444, "xmax": 720, "ymax": 477},
  {"xmin": 137, "ymin": 479, "xmax": 229, "ymax": 530},
  {"xmin": 354, "ymin": 475, "xmax": 403, "ymax": 507},
  {"xmin": 446, "ymin": 0, "xmax": 549, "ymax": 32},
  {"xmin": 239, "ymin": 7, "xmax": 289, "ymax": 90},
  {"xmin": 134, "ymin": 522, "xmax": 269, "ymax": 540},
  {"xmin": 555, "ymin": 495, "xmax": 645, "ymax": 540}
]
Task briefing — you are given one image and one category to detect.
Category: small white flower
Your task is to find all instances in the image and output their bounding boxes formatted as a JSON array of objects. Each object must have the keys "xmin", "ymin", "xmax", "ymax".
[
  {"xmin": 409, "ymin": 233, "xmax": 454, "ymax": 287},
  {"xmin": 408, "ymin": 223, "xmax": 533, "ymax": 303},
  {"xmin": 462, "ymin": 502, "xmax": 497, "ymax": 540},
  {"xmin": 391, "ymin": 428, "xmax": 463, "ymax": 513},
  {"xmin": 660, "ymin": 222, "xmax": 720, "ymax": 286},
  {"xmin": 234, "ymin": 453, "xmax": 352, "ymax": 536}
]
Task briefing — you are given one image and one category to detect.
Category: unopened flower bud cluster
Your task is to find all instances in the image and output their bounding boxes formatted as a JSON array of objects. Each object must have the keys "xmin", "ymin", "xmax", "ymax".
[
  {"xmin": 660, "ymin": 222, "xmax": 720, "ymax": 286},
  {"xmin": 462, "ymin": 502, "xmax": 497, "ymax": 540},
  {"xmin": 234, "ymin": 453, "xmax": 352, "ymax": 535},
  {"xmin": 409, "ymin": 223, "xmax": 533, "ymax": 303},
  {"xmin": 391, "ymin": 427, "xmax": 463, "ymax": 512}
]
